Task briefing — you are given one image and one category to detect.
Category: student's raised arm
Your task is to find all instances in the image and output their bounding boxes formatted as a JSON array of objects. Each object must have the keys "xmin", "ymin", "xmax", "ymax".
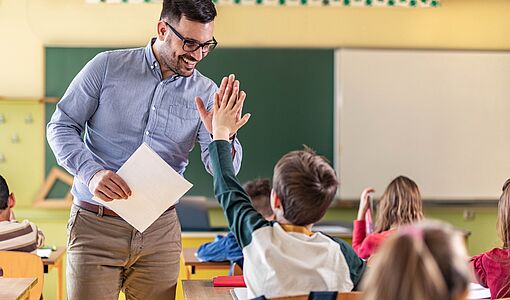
[{"xmin": 198, "ymin": 80, "xmax": 268, "ymax": 248}]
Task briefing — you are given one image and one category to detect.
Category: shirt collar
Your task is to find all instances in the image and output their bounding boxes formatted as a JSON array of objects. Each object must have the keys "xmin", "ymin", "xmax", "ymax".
[
  {"xmin": 280, "ymin": 224, "xmax": 315, "ymax": 237},
  {"xmin": 145, "ymin": 37, "xmax": 191, "ymax": 81},
  {"xmin": 145, "ymin": 38, "xmax": 159, "ymax": 70}
]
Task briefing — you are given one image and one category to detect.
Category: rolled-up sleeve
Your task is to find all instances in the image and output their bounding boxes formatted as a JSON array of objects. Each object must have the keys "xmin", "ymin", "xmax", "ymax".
[{"xmin": 46, "ymin": 52, "xmax": 107, "ymax": 186}]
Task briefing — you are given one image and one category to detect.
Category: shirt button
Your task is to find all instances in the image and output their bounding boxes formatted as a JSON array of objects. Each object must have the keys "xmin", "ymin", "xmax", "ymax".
[
  {"xmin": 152, "ymin": 106, "xmax": 156, "ymax": 111},
  {"xmin": 145, "ymin": 131, "xmax": 149, "ymax": 136}
]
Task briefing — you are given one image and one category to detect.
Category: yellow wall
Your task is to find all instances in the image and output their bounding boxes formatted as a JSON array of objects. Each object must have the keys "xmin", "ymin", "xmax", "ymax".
[
  {"xmin": 2, "ymin": 0, "xmax": 510, "ymax": 99},
  {"xmin": 2, "ymin": 0, "xmax": 510, "ymax": 204},
  {"xmin": 0, "ymin": 100, "xmax": 44, "ymax": 207}
]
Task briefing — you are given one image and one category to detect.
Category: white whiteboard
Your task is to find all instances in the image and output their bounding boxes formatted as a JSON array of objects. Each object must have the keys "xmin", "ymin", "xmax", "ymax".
[{"xmin": 336, "ymin": 49, "xmax": 510, "ymax": 200}]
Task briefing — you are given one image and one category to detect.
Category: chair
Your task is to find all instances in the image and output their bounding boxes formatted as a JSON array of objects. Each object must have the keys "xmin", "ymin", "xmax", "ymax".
[
  {"xmin": 176, "ymin": 197, "xmax": 212, "ymax": 231},
  {"xmin": 232, "ymin": 262, "xmax": 243, "ymax": 276},
  {"xmin": 0, "ymin": 251, "xmax": 44, "ymax": 300}
]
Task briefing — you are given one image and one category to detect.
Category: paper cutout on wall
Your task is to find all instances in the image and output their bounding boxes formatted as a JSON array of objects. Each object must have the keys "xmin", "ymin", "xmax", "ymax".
[{"xmin": 86, "ymin": 0, "xmax": 440, "ymax": 7}]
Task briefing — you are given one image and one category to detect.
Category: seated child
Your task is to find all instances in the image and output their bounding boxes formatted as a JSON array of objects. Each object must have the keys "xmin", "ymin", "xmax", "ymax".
[
  {"xmin": 353, "ymin": 176, "xmax": 423, "ymax": 259},
  {"xmin": 0, "ymin": 175, "xmax": 45, "ymax": 252},
  {"xmin": 196, "ymin": 178, "xmax": 273, "ymax": 272},
  {"xmin": 198, "ymin": 86, "xmax": 366, "ymax": 299},
  {"xmin": 362, "ymin": 221, "xmax": 471, "ymax": 300},
  {"xmin": 470, "ymin": 178, "xmax": 510, "ymax": 299}
]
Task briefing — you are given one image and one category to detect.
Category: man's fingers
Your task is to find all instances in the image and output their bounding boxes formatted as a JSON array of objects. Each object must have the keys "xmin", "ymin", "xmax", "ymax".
[
  {"xmin": 112, "ymin": 174, "xmax": 131, "ymax": 198},
  {"xmin": 233, "ymin": 91, "xmax": 246, "ymax": 113},
  {"xmin": 96, "ymin": 190, "xmax": 113, "ymax": 202},
  {"xmin": 97, "ymin": 184, "xmax": 119, "ymax": 201},
  {"xmin": 212, "ymin": 93, "xmax": 220, "ymax": 113},
  {"xmin": 195, "ymin": 96, "xmax": 208, "ymax": 121},
  {"xmin": 103, "ymin": 179, "xmax": 126, "ymax": 199}
]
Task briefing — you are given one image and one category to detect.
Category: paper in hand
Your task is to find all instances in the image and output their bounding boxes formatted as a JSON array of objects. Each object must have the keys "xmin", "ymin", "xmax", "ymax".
[{"xmin": 93, "ymin": 143, "xmax": 192, "ymax": 233}]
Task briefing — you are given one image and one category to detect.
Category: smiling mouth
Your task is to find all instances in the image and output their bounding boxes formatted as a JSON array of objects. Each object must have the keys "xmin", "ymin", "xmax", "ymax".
[{"xmin": 181, "ymin": 56, "xmax": 197, "ymax": 69}]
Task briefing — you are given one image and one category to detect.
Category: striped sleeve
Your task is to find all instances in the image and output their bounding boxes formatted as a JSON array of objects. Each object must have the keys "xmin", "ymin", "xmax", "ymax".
[
  {"xmin": 0, "ymin": 220, "xmax": 40, "ymax": 252},
  {"xmin": 208, "ymin": 140, "xmax": 271, "ymax": 248}
]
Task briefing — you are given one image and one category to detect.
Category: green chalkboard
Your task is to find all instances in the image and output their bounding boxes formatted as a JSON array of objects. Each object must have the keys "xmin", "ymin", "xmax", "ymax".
[{"xmin": 45, "ymin": 47, "xmax": 334, "ymax": 197}]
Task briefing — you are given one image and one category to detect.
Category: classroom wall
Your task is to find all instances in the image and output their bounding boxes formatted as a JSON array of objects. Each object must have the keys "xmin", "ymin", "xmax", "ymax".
[
  {"xmin": 3, "ymin": 0, "xmax": 510, "ymax": 98},
  {"xmin": 3, "ymin": 0, "xmax": 510, "ymax": 207},
  {"xmin": 1, "ymin": 1, "xmax": 509, "ymax": 298}
]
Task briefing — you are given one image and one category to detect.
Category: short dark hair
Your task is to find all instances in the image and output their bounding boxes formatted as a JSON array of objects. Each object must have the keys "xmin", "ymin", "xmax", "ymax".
[
  {"xmin": 243, "ymin": 178, "xmax": 272, "ymax": 219},
  {"xmin": 0, "ymin": 175, "xmax": 10, "ymax": 210},
  {"xmin": 272, "ymin": 147, "xmax": 338, "ymax": 226},
  {"xmin": 160, "ymin": 0, "xmax": 217, "ymax": 24}
]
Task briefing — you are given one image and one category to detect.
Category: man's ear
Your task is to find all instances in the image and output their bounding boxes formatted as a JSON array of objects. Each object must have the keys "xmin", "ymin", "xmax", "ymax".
[
  {"xmin": 157, "ymin": 20, "xmax": 168, "ymax": 41},
  {"xmin": 8, "ymin": 193, "xmax": 15, "ymax": 208}
]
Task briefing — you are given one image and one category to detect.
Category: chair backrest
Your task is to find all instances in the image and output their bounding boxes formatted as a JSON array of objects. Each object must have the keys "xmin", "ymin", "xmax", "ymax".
[
  {"xmin": 268, "ymin": 291, "xmax": 363, "ymax": 300},
  {"xmin": 176, "ymin": 197, "xmax": 211, "ymax": 231},
  {"xmin": 0, "ymin": 251, "xmax": 44, "ymax": 300},
  {"xmin": 232, "ymin": 262, "xmax": 243, "ymax": 276}
]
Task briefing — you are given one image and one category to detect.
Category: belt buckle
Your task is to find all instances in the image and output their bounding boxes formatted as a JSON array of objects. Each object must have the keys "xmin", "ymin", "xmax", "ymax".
[{"xmin": 97, "ymin": 205, "xmax": 104, "ymax": 217}]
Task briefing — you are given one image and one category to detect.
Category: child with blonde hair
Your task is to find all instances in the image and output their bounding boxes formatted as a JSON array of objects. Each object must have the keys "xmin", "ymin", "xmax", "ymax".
[
  {"xmin": 362, "ymin": 221, "xmax": 471, "ymax": 300},
  {"xmin": 353, "ymin": 175, "xmax": 423, "ymax": 259},
  {"xmin": 471, "ymin": 178, "xmax": 510, "ymax": 299}
]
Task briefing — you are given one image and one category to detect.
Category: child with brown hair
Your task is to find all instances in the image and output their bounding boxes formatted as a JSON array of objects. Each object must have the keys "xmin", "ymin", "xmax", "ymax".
[
  {"xmin": 470, "ymin": 178, "xmax": 510, "ymax": 299},
  {"xmin": 199, "ymin": 81, "xmax": 366, "ymax": 299},
  {"xmin": 353, "ymin": 175, "xmax": 423, "ymax": 259},
  {"xmin": 362, "ymin": 221, "xmax": 471, "ymax": 300}
]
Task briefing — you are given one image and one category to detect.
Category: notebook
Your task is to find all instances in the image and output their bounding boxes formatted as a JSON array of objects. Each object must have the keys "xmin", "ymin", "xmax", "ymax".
[
  {"xmin": 213, "ymin": 275, "xmax": 246, "ymax": 287},
  {"xmin": 230, "ymin": 288, "xmax": 247, "ymax": 300},
  {"xmin": 468, "ymin": 282, "xmax": 491, "ymax": 299}
]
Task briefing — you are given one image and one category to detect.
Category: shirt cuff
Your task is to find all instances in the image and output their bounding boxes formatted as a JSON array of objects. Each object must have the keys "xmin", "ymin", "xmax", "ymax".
[
  {"xmin": 210, "ymin": 133, "xmax": 236, "ymax": 143},
  {"xmin": 77, "ymin": 161, "xmax": 104, "ymax": 188}
]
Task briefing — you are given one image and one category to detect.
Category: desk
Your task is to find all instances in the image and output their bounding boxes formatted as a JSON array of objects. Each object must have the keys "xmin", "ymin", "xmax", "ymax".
[
  {"xmin": 0, "ymin": 277, "xmax": 38, "ymax": 300},
  {"xmin": 41, "ymin": 246, "xmax": 65, "ymax": 300},
  {"xmin": 311, "ymin": 224, "xmax": 352, "ymax": 243},
  {"xmin": 182, "ymin": 248, "xmax": 230, "ymax": 279},
  {"xmin": 182, "ymin": 280, "xmax": 232, "ymax": 300}
]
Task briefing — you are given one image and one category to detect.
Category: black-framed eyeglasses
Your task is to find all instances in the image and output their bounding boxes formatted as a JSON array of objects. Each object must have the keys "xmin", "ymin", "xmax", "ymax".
[{"xmin": 164, "ymin": 22, "xmax": 218, "ymax": 53}]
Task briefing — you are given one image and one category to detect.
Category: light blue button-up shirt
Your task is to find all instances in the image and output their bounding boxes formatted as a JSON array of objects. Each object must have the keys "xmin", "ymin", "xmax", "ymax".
[{"xmin": 47, "ymin": 39, "xmax": 243, "ymax": 205}]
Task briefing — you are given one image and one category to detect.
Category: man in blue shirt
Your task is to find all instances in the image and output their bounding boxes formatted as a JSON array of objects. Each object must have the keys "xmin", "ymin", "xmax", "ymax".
[{"xmin": 47, "ymin": 0, "xmax": 243, "ymax": 299}]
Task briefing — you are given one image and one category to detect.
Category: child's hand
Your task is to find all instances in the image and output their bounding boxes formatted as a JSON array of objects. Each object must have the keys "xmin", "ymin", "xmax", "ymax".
[
  {"xmin": 210, "ymin": 79, "xmax": 251, "ymax": 141},
  {"xmin": 195, "ymin": 74, "xmax": 236, "ymax": 134},
  {"xmin": 357, "ymin": 187, "xmax": 375, "ymax": 220}
]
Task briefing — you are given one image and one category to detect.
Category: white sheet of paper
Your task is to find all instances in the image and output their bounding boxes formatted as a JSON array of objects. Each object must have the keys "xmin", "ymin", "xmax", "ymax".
[
  {"xmin": 36, "ymin": 249, "xmax": 52, "ymax": 258},
  {"xmin": 230, "ymin": 288, "xmax": 247, "ymax": 300},
  {"xmin": 468, "ymin": 282, "xmax": 491, "ymax": 299},
  {"xmin": 93, "ymin": 143, "xmax": 192, "ymax": 233}
]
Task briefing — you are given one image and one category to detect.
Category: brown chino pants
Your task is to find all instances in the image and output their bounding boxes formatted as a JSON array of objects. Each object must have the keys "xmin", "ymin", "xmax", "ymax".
[{"xmin": 66, "ymin": 204, "xmax": 182, "ymax": 300}]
